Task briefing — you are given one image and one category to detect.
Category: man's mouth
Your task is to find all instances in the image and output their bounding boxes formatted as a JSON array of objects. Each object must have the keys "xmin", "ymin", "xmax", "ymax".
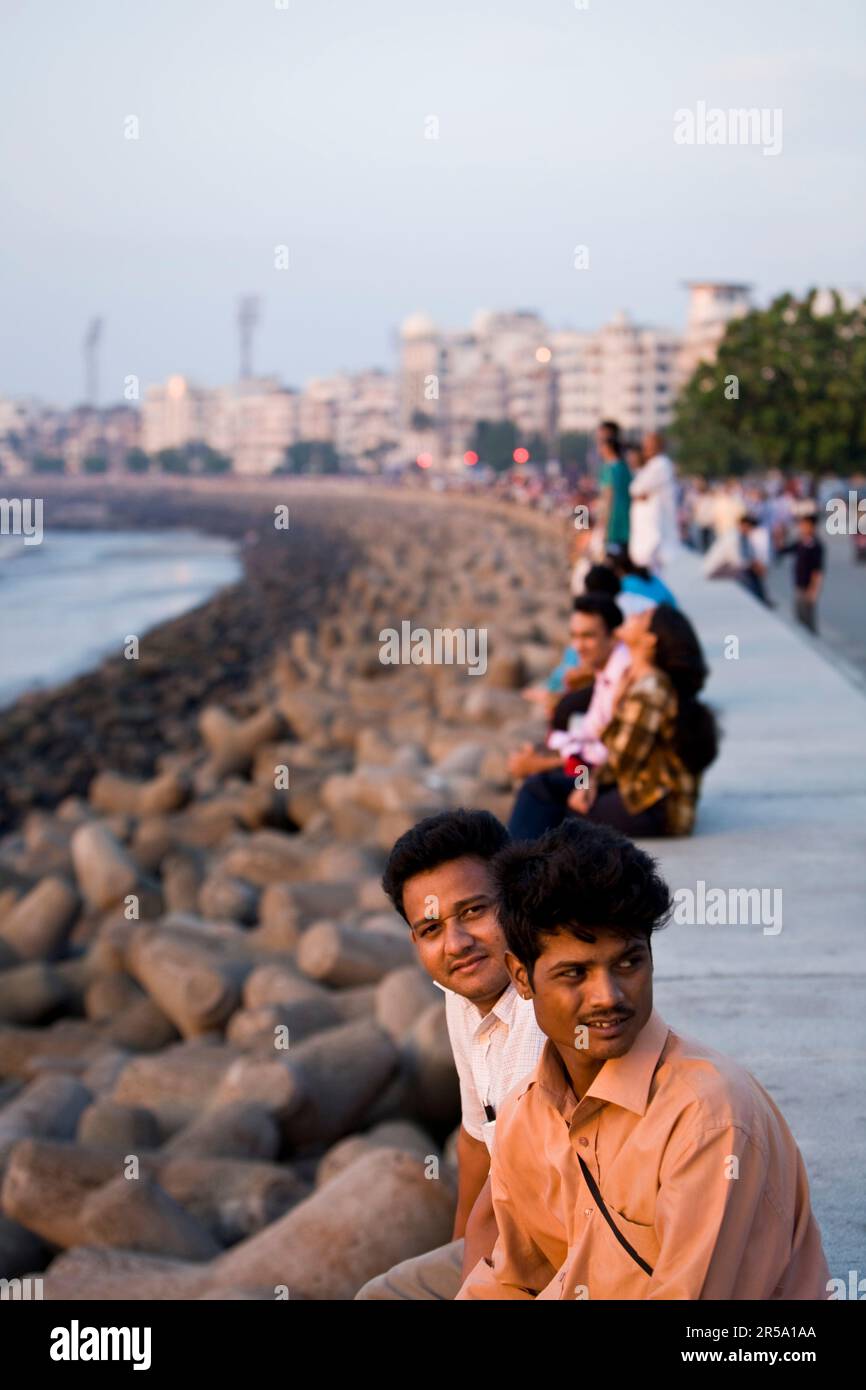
[
  {"xmin": 451, "ymin": 953, "xmax": 487, "ymax": 975},
  {"xmin": 582, "ymin": 1013, "xmax": 633, "ymax": 1036}
]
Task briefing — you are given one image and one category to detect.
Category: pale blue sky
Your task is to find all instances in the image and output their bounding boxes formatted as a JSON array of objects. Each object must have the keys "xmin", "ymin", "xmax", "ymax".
[{"xmin": 1, "ymin": 0, "xmax": 863, "ymax": 404}]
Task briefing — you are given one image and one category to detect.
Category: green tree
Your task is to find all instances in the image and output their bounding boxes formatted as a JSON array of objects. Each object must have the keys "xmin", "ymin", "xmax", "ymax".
[
  {"xmin": 280, "ymin": 440, "xmax": 340, "ymax": 475},
  {"xmin": 201, "ymin": 451, "xmax": 231, "ymax": 474},
  {"xmin": 156, "ymin": 448, "xmax": 189, "ymax": 475},
  {"xmin": 33, "ymin": 454, "xmax": 65, "ymax": 474},
  {"xmin": 186, "ymin": 443, "xmax": 232, "ymax": 474},
  {"xmin": 524, "ymin": 431, "xmax": 548, "ymax": 463},
  {"xmin": 470, "ymin": 419, "xmax": 519, "ymax": 473},
  {"xmin": 82, "ymin": 455, "xmax": 108, "ymax": 474},
  {"xmin": 125, "ymin": 448, "xmax": 151, "ymax": 473},
  {"xmin": 558, "ymin": 431, "xmax": 591, "ymax": 472},
  {"xmin": 672, "ymin": 290, "xmax": 866, "ymax": 477}
]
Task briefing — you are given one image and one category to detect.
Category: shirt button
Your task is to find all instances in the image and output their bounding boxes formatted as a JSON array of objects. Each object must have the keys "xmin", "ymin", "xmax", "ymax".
[
  {"xmin": 578, "ymin": 1137, "xmax": 589, "ymax": 1147},
  {"xmin": 584, "ymin": 1209, "xmax": 593, "ymax": 1218}
]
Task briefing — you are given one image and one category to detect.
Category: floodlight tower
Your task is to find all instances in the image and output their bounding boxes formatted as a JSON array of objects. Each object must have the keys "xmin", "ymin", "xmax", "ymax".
[
  {"xmin": 238, "ymin": 296, "xmax": 260, "ymax": 381},
  {"xmin": 83, "ymin": 316, "xmax": 103, "ymax": 405}
]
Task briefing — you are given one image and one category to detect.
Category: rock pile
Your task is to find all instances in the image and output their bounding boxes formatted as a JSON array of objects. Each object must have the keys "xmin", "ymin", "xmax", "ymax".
[{"xmin": 0, "ymin": 486, "xmax": 568, "ymax": 1298}]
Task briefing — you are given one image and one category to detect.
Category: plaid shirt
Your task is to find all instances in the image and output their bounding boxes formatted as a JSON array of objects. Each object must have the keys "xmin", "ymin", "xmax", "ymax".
[{"xmin": 598, "ymin": 670, "xmax": 698, "ymax": 835}]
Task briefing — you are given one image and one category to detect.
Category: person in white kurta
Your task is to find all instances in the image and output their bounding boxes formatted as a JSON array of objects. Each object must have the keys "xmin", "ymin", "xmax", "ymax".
[{"xmin": 628, "ymin": 432, "xmax": 677, "ymax": 571}]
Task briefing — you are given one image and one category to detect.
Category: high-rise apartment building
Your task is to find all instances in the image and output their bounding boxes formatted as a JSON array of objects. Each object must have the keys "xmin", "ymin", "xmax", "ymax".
[{"xmin": 676, "ymin": 282, "xmax": 753, "ymax": 387}]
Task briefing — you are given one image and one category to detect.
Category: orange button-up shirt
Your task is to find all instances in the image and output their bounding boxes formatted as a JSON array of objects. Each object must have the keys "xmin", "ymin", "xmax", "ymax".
[{"xmin": 457, "ymin": 1009, "xmax": 829, "ymax": 1300}]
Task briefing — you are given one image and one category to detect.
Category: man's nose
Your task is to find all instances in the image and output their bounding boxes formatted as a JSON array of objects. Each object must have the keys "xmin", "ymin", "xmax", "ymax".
[
  {"xmin": 586, "ymin": 969, "xmax": 626, "ymax": 1014},
  {"xmin": 443, "ymin": 918, "xmax": 475, "ymax": 957}
]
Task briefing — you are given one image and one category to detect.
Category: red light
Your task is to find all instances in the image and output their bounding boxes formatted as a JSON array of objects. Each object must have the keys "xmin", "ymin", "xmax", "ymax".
[
  {"xmin": 464, "ymin": 450, "xmax": 479, "ymax": 466},
  {"xmin": 513, "ymin": 447, "xmax": 530, "ymax": 464},
  {"xmin": 416, "ymin": 453, "xmax": 433, "ymax": 469}
]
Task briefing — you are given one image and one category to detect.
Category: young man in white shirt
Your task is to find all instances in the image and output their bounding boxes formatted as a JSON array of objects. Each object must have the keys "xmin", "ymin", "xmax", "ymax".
[{"xmin": 354, "ymin": 809, "xmax": 546, "ymax": 1299}]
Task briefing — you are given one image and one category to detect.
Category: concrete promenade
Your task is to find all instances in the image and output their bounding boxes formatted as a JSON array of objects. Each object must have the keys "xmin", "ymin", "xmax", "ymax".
[{"xmin": 646, "ymin": 545, "xmax": 866, "ymax": 1284}]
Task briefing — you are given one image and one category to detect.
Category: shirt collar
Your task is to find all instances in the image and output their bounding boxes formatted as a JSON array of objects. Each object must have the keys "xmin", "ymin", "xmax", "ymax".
[
  {"xmin": 532, "ymin": 1008, "xmax": 670, "ymax": 1119},
  {"xmin": 436, "ymin": 978, "xmax": 520, "ymax": 1029},
  {"xmin": 598, "ymin": 641, "xmax": 630, "ymax": 685}
]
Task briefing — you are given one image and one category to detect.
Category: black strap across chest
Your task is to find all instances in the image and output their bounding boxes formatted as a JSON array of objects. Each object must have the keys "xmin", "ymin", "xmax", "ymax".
[{"xmin": 577, "ymin": 1154, "xmax": 654, "ymax": 1277}]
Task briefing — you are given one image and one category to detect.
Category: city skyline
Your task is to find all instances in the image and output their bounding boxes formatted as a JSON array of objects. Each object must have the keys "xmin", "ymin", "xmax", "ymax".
[
  {"xmin": 0, "ymin": 285, "xmax": 757, "ymax": 475},
  {"xmin": 2, "ymin": 283, "xmax": 744, "ymax": 410},
  {"xmin": 1, "ymin": 0, "xmax": 864, "ymax": 406}
]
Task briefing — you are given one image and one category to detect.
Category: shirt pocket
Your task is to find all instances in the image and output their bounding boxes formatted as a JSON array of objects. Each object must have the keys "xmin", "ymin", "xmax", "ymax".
[{"xmin": 592, "ymin": 1204, "xmax": 660, "ymax": 1296}]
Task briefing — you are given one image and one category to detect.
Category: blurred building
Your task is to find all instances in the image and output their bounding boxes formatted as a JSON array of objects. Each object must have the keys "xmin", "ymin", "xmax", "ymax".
[
  {"xmin": 209, "ymin": 379, "xmax": 300, "ymax": 474},
  {"xmin": 676, "ymin": 282, "xmax": 753, "ymax": 387},
  {"xmin": 335, "ymin": 369, "xmax": 399, "ymax": 471},
  {"xmin": 399, "ymin": 307, "xmax": 678, "ymax": 467},
  {"xmin": 142, "ymin": 375, "xmax": 213, "ymax": 455},
  {"xmin": 0, "ymin": 398, "xmax": 140, "ymax": 474}
]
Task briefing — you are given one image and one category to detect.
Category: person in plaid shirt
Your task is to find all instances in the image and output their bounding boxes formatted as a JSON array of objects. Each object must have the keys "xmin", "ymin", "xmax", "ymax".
[
  {"xmin": 511, "ymin": 605, "xmax": 717, "ymax": 839},
  {"xmin": 568, "ymin": 605, "xmax": 718, "ymax": 836}
]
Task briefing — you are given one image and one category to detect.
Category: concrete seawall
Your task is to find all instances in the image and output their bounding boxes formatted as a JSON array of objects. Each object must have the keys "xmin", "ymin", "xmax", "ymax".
[{"xmin": 649, "ymin": 545, "xmax": 866, "ymax": 1283}]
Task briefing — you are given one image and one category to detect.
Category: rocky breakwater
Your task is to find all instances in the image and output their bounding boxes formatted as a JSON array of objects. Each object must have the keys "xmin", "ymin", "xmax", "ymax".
[{"xmin": 0, "ymin": 487, "xmax": 569, "ymax": 1299}]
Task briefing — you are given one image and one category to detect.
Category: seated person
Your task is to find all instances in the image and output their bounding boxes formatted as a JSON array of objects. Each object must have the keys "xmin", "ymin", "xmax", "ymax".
[
  {"xmin": 457, "ymin": 820, "xmax": 830, "ymax": 1301},
  {"xmin": 524, "ymin": 566, "xmax": 623, "ymax": 712},
  {"xmin": 354, "ymin": 809, "xmax": 545, "ymax": 1300},
  {"xmin": 509, "ymin": 596, "xmax": 627, "ymax": 783},
  {"xmin": 606, "ymin": 546, "xmax": 677, "ymax": 614},
  {"xmin": 509, "ymin": 604, "xmax": 717, "ymax": 839}
]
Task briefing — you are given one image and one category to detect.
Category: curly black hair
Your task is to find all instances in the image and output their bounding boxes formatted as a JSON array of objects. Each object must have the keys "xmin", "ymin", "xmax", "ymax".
[
  {"xmin": 492, "ymin": 819, "xmax": 671, "ymax": 983},
  {"xmin": 382, "ymin": 808, "xmax": 510, "ymax": 922}
]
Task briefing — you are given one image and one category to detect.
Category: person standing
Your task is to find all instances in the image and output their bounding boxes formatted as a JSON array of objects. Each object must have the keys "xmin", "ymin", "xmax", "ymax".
[
  {"xmin": 628, "ymin": 432, "xmax": 677, "ymax": 571},
  {"xmin": 782, "ymin": 509, "xmax": 825, "ymax": 634},
  {"xmin": 596, "ymin": 421, "xmax": 631, "ymax": 552},
  {"xmin": 693, "ymin": 479, "xmax": 717, "ymax": 553}
]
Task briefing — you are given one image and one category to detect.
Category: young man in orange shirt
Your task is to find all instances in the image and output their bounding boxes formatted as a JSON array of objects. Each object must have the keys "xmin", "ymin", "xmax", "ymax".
[{"xmin": 458, "ymin": 820, "xmax": 829, "ymax": 1301}]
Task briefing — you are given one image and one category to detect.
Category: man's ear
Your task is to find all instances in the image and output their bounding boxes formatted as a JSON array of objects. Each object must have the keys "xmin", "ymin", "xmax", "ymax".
[{"xmin": 505, "ymin": 949, "xmax": 532, "ymax": 999}]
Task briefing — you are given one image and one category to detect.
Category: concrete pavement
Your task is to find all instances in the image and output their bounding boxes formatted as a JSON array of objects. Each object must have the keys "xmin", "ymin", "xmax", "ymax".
[{"xmin": 644, "ymin": 545, "xmax": 866, "ymax": 1284}]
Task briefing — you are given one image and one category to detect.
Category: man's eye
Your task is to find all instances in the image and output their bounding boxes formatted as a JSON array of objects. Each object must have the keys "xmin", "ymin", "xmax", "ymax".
[{"xmin": 461, "ymin": 905, "xmax": 484, "ymax": 918}]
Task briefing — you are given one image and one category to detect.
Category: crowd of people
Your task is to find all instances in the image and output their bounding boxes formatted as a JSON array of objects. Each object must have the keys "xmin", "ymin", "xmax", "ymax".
[
  {"xmin": 347, "ymin": 421, "xmax": 832, "ymax": 1304},
  {"xmin": 417, "ymin": 427, "xmax": 844, "ymax": 637},
  {"xmin": 507, "ymin": 421, "xmax": 718, "ymax": 842},
  {"xmin": 679, "ymin": 474, "xmax": 829, "ymax": 634}
]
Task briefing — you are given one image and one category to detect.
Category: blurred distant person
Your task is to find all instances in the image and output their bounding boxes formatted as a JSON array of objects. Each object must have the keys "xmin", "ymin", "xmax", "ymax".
[
  {"xmin": 629, "ymin": 432, "xmax": 677, "ymax": 571},
  {"xmin": 780, "ymin": 510, "xmax": 824, "ymax": 634},
  {"xmin": 524, "ymin": 567, "xmax": 620, "ymax": 714},
  {"xmin": 595, "ymin": 421, "xmax": 631, "ymax": 551},
  {"xmin": 509, "ymin": 596, "xmax": 626, "ymax": 782},
  {"xmin": 714, "ymin": 478, "xmax": 746, "ymax": 535},
  {"xmin": 736, "ymin": 514, "xmax": 773, "ymax": 607},
  {"xmin": 606, "ymin": 547, "xmax": 677, "ymax": 614},
  {"xmin": 694, "ymin": 479, "xmax": 717, "ymax": 553},
  {"xmin": 624, "ymin": 443, "xmax": 643, "ymax": 476},
  {"xmin": 509, "ymin": 604, "xmax": 717, "ymax": 840}
]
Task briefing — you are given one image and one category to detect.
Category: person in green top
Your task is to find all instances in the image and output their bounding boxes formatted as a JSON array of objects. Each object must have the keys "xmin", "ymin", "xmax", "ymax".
[{"xmin": 596, "ymin": 420, "xmax": 632, "ymax": 548}]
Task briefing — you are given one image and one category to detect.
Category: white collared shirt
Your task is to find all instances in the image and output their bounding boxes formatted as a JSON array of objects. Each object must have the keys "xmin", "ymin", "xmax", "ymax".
[{"xmin": 439, "ymin": 981, "xmax": 546, "ymax": 1152}]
